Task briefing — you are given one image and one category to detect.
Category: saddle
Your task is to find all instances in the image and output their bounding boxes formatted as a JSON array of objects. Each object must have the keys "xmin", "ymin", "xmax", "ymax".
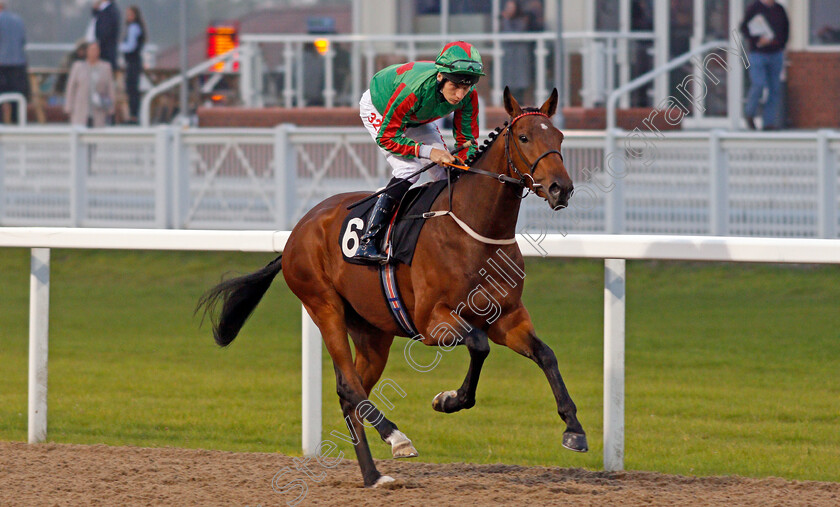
[
  {"xmin": 340, "ymin": 179, "xmax": 450, "ymax": 267},
  {"xmin": 339, "ymin": 179, "xmax": 453, "ymax": 337}
]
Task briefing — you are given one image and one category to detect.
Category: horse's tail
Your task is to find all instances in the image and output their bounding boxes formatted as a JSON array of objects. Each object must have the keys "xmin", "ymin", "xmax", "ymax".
[{"xmin": 196, "ymin": 254, "xmax": 283, "ymax": 347}]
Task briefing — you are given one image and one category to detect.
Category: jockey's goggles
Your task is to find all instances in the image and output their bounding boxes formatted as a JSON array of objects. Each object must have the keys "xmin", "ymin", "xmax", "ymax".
[{"xmin": 438, "ymin": 59, "xmax": 485, "ymax": 76}]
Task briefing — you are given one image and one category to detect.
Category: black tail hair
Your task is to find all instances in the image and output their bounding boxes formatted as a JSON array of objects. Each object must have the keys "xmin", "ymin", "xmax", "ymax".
[{"xmin": 195, "ymin": 255, "xmax": 283, "ymax": 347}]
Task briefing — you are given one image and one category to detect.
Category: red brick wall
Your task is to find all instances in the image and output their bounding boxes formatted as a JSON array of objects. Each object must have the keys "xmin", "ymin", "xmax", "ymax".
[
  {"xmin": 787, "ymin": 51, "xmax": 840, "ymax": 129},
  {"xmin": 199, "ymin": 106, "xmax": 681, "ymax": 131},
  {"xmin": 197, "ymin": 107, "xmax": 363, "ymax": 127}
]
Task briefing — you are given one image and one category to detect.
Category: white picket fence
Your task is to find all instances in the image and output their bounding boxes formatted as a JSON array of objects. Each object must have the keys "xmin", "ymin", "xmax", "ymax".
[
  {"xmin": 3, "ymin": 227, "xmax": 840, "ymax": 471},
  {"xmin": 1, "ymin": 126, "xmax": 839, "ymax": 238}
]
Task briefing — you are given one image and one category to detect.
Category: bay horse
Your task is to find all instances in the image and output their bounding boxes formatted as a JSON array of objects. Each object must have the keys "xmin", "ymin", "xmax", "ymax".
[{"xmin": 197, "ymin": 87, "xmax": 586, "ymax": 487}]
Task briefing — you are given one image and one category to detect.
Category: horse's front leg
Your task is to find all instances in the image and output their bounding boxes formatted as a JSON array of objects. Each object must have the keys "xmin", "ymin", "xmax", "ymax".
[
  {"xmin": 418, "ymin": 304, "xmax": 490, "ymax": 413},
  {"xmin": 488, "ymin": 305, "xmax": 588, "ymax": 452},
  {"xmin": 431, "ymin": 326, "xmax": 490, "ymax": 413}
]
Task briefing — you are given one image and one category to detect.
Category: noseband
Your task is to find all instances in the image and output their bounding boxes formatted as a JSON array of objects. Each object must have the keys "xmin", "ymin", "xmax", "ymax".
[{"xmin": 504, "ymin": 111, "xmax": 564, "ymax": 197}]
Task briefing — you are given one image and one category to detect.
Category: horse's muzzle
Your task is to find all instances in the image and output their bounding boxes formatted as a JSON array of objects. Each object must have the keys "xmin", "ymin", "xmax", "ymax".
[{"xmin": 548, "ymin": 181, "xmax": 573, "ymax": 210}]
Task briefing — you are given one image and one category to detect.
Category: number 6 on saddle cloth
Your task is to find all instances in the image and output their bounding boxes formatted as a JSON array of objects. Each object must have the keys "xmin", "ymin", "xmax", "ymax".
[{"xmin": 339, "ymin": 178, "xmax": 452, "ymax": 336}]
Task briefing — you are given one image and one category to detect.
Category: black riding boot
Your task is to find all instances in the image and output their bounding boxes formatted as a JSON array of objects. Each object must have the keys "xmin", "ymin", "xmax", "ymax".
[{"xmin": 355, "ymin": 178, "xmax": 411, "ymax": 263}]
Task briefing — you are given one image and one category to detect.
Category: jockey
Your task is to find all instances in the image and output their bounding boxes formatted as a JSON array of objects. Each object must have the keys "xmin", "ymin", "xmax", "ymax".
[{"xmin": 355, "ymin": 41, "xmax": 484, "ymax": 262}]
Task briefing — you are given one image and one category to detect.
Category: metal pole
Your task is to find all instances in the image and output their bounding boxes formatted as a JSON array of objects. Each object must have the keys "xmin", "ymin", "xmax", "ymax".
[
  {"xmin": 301, "ymin": 305, "xmax": 322, "ymax": 457},
  {"xmin": 179, "ymin": 0, "xmax": 188, "ymax": 124},
  {"xmin": 603, "ymin": 258, "xmax": 625, "ymax": 471},
  {"xmin": 441, "ymin": 0, "xmax": 449, "ymax": 35},
  {"xmin": 553, "ymin": 0, "xmax": 565, "ymax": 128},
  {"xmin": 28, "ymin": 248, "xmax": 50, "ymax": 444}
]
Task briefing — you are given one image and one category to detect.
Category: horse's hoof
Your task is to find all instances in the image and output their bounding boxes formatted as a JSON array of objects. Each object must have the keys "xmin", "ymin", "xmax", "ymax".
[
  {"xmin": 393, "ymin": 441, "xmax": 419, "ymax": 459},
  {"xmin": 432, "ymin": 390, "xmax": 461, "ymax": 413},
  {"xmin": 562, "ymin": 432, "xmax": 589, "ymax": 453},
  {"xmin": 387, "ymin": 430, "xmax": 418, "ymax": 459},
  {"xmin": 372, "ymin": 475, "xmax": 395, "ymax": 488}
]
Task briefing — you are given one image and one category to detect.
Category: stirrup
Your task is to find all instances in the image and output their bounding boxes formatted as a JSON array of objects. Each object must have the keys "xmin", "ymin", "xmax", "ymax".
[{"xmin": 355, "ymin": 240, "xmax": 389, "ymax": 263}]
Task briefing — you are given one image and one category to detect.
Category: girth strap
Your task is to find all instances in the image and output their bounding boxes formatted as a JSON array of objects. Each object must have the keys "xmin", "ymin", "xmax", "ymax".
[{"xmin": 379, "ymin": 262, "xmax": 419, "ymax": 337}]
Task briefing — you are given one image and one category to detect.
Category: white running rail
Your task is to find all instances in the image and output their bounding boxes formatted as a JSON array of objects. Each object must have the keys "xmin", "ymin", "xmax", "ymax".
[{"xmin": 2, "ymin": 227, "xmax": 839, "ymax": 470}]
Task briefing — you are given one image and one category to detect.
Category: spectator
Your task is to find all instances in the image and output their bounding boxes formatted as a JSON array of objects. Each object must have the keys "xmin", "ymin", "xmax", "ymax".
[
  {"xmin": 500, "ymin": 0, "xmax": 541, "ymax": 104},
  {"xmin": 53, "ymin": 40, "xmax": 88, "ymax": 95},
  {"xmin": 119, "ymin": 5, "xmax": 146, "ymax": 124},
  {"xmin": 739, "ymin": 0, "xmax": 789, "ymax": 130},
  {"xmin": 87, "ymin": 0, "xmax": 121, "ymax": 71},
  {"xmin": 0, "ymin": 1, "xmax": 29, "ymax": 123},
  {"xmin": 64, "ymin": 41, "xmax": 115, "ymax": 127}
]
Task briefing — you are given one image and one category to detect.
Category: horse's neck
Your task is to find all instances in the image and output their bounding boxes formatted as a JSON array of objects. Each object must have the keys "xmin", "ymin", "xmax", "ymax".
[{"xmin": 451, "ymin": 138, "xmax": 521, "ymax": 238}]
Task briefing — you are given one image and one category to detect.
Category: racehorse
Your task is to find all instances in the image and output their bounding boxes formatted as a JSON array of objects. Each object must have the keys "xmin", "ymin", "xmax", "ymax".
[{"xmin": 197, "ymin": 87, "xmax": 586, "ymax": 487}]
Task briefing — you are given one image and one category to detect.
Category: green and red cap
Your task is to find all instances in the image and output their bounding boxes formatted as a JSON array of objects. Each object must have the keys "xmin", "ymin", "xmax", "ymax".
[{"xmin": 435, "ymin": 41, "xmax": 484, "ymax": 85}]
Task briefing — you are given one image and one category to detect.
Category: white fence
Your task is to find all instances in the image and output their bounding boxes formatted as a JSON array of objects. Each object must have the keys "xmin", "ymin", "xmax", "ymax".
[
  {"xmin": 3, "ymin": 227, "xmax": 840, "ymax": 471},
  {"xmin": 1, "ymin": 126, "xmax": 839, "ymax": 238},
  {"xmin": 237, "ymin": 31, "xmax": 658, "ymax": 110}
]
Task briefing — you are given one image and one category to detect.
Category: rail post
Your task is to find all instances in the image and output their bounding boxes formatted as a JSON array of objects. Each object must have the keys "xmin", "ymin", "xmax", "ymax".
[
  {"xmin": 817, "ymin": 130, "xmax": 838, "ymax": 239},
  {"xmin": 28, "ymin": 248, "xmax": 50, "ymax": 443},
  {"xmin": 301, "ymin": 305, "xmax": 322, "ymax": 457},
  {"xmin": 603, "ymin": 258, "xmax": 626, "ymax": 471},
  {"xmin": 274, "ymin": 124, "xmax": 298, "ymax": 229},
  {"xmin": 69, "ymin": 127, "xmax": 88, "ymax": 227},
  {"xmin": 709, "ymin": 129, "xmax": 729, "ymax": 235}
]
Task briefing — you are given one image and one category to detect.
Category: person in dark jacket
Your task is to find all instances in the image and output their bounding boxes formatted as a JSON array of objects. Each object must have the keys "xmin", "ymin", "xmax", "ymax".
[
  {"xmin": 739, "ymin": 0, "xmax": 789, "ymax": 130},
  {"xmin": 119, "ymin": 5, "xmax": 145, "ymax": 123},
  {"xmin": 88, "ymin": 0, "xmax": 121, "ymax": 71},
  {"xmin": 0, "ymin": 2, "xmax": 30, "ymax": 123}
]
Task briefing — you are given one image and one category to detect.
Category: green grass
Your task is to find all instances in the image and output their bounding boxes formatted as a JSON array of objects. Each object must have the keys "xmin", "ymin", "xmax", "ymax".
[{"xmin": 1, "ymin": 249, "xmax": 838, "ymax": 482}]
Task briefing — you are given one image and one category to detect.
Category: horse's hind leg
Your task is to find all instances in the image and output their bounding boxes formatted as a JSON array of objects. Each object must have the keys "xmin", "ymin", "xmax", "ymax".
[
  {"xmin": 347, "ymin": 318, "xmax": 418, "ymax": 459},
  {"xmin": 489, "ymin": 306, "xmax": 588, "ymax": 453},
  {"xmin": 303, "ymin": 301, "xmax": 398, "ymax": 487}
]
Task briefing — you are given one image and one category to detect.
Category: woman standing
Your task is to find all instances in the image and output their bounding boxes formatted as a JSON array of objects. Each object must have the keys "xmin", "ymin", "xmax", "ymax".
[
  {"xmin": 64, "ymin": 41, "xmax": 115, "ymax": 127},
  {"xmin": 119, "ymin": 5, "xmax": 146, "ymax": 124}
]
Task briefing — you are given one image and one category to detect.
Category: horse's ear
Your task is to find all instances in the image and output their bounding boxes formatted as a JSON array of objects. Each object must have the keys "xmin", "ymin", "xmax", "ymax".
[
  {"xmin": 540, "ymin": 88, "xmax": 559, "ymax": 117},
  {"xmin": 503, "ymin": 86, "xmax": 523, "ymax": 117}
]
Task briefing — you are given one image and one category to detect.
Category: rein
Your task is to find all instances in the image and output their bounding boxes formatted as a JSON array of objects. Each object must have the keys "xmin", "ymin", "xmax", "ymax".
[{"xmin": 424, "ymin": 111, "xmax": 562, "ymax": 246}]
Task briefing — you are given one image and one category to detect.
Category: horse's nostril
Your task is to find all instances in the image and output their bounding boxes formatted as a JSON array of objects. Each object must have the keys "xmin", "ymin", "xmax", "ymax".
[{"xmin": 548, "ymin": 182, "xmax": 562, "ymax": 197}]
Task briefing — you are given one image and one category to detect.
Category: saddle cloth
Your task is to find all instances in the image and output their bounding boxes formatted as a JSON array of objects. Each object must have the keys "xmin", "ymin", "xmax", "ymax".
[{"xmin": 339, "ymin": 179, "xmax": 450, "ymax": 266}]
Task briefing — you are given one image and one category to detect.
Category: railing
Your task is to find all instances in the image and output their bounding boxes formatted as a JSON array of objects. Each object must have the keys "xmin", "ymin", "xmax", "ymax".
[
  {"xmin": 1, "ymin": 125, "xmax": 838, "ymax": 239},
  {"xmin": 604, "ymin": 39, "xmax": 727, "ymax": 234},
  {"xmin": 3, "ymin": 227, "xmax": 840, "ymax": 471},
  {"xmin": 139, "ymin": 49, "xmax": 238, "ymax": 127},
  {"xmin": 25, "ymin": 42, "xmax": 159, "ymax": 68},
  {"xmin": 237, "ymin": 31, "xmax": 658, "ymax": 109}
]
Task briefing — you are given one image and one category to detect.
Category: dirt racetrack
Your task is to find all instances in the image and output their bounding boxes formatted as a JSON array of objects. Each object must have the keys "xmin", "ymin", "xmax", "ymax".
[{"xmin": 2, "ymin": 441, "xmax": 839, "ymax": 506}]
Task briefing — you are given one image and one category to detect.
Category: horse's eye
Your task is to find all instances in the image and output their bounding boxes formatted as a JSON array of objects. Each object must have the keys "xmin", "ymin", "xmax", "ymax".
[{"xmin": 518, "ymin": 135, "xmax": 529, "ymax": 143}]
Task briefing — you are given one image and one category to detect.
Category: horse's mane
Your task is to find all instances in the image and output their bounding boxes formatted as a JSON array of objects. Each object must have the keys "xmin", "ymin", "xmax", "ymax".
[{"xmin": 464, "ymin": 107, "xmax": 541, "ymax": 167}]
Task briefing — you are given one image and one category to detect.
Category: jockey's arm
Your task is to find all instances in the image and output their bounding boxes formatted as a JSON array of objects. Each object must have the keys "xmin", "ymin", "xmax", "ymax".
[
  {"xmin": 452, "ymin": 89, "xmax": 480, "ymax": 161},
  {"xmin": 375, "ymin": 88, "xmax": 425, "ymax": 159}
]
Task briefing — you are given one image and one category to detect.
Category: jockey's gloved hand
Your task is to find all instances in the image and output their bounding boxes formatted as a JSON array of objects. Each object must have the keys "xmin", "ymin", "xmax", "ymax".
[{"xmin": 429, "ymin": 147, "xmax": 455, "ymax": 166}]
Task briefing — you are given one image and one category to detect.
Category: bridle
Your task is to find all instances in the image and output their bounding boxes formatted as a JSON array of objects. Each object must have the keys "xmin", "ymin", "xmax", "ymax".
[
  {"xmin": 449, "ymin": 111, "xmax": 564, "ymax": 199},
  {"xmin": 424, "ymin": 111, "xmax": 567, "ymax": 245}
]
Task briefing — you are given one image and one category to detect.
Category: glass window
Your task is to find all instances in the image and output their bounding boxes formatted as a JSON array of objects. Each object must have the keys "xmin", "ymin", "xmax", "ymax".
[
  {"xmin": 810, "ymin": 0, "xmax": 840, "ymax": 45},
  {"xmin": 595, "ymin": 0, "xmax": 620, "ymax": 31},
  {"xmin": 415, "ymin": 0, "xmax": 441, "ymax": 15},
  {"xmin": 449, "ymin": 0, "xmax": 492, "ymax": 14},
  {"xmin": 631, "ymin": 0, "xmax": 654, "ymax": 31}
]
